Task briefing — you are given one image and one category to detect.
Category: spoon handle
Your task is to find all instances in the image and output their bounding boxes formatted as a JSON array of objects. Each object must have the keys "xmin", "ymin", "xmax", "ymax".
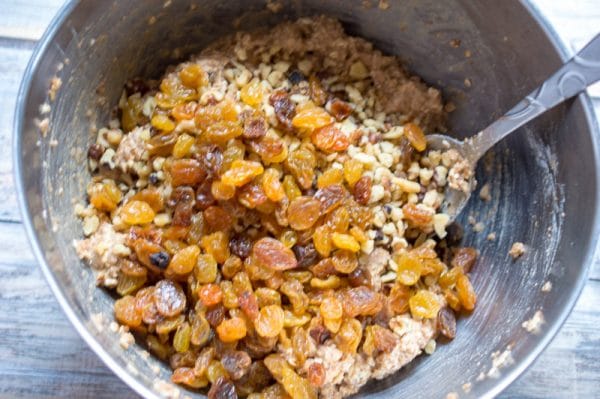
[{"xmin": 467, "ymin": 33, "xmax": 600, "ymax": 162}]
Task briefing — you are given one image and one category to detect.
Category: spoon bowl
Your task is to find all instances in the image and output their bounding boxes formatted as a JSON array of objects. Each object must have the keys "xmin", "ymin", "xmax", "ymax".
[{"xmin": 426, "ymin": 133, "xmax": 475, "ymax": 219}]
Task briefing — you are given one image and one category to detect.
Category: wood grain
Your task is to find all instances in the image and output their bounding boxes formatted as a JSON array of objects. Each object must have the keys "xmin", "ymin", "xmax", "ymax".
[{"xmin": 0, "ymin": 1, "xmax": 598, "ymax": 398}]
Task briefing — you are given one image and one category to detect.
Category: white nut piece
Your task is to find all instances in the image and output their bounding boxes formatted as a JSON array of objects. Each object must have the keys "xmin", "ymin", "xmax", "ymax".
[{"xmin": 433, "ymin": 213, "xmax": 450, "ymax": 238}]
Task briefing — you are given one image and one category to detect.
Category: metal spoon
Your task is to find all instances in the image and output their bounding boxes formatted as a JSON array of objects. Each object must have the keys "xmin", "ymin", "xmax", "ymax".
[{"xmin": 428, "ymin": 33, "xmax": 600, "ymax": 220}]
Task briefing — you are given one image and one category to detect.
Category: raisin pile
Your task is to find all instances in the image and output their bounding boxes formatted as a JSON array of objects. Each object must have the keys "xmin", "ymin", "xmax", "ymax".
[{"xmin": 79, "ymin": 19, "xmax": 479, "ymax": 399}]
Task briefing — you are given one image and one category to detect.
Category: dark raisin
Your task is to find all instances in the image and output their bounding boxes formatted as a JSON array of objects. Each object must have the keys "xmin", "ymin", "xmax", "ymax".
[
  {"xmin": 221, "ymin": 350, "xmax": 252, "ymax": 380},
  {"xmin": 229, "ymin": 234, "xmax": 252, "ymax": 259},
  {"xmin": 87, "ymin": 143, "xmax": 104, "ymax": 160},
  {"xmin": 292, "ymin": 243, "xmax": 320, "ymax": 268},
  {"xmin": 288, "ymin": 70, "xmax": 305, "ymax": 84},
  {"xmin": 328, "ymin": 98, "xmax": 353, "ymax": 121},
  {"xmin": 383, "ymin": 205, "xmax": 392, "ymax": 214},
  {"xmin": 437, "ymin": 307, "xmax": 457, "ymax": 339},
  {"xmin": 451, "ymin": 247, "xmax": 477, "ymax": 273},
  {"xmin": 445, "ymin": 222, "xmax": 463, "ymax": 246},
  {"xmin": 240, "ymin": 330, "xmax": 277, "ymax": 359},
  {"xmin": 234, "ymin": 361, "xmax": 272, "ymax": 397},
  {"xmin": 353, "ymin": 176, "xmax": 372, "ymax": 205},
  {"xmin": 172, "ymin": 202, "xmax": 194, "ymax": 226},
  {"xmin": 205, "ymin": 304, "xmax": 226, "ymax": 328},
  {"xmin": 195, "ymin": 144, "xmax": 223, "ymax": 178},
  {"xmin": 269, "ymin": 90, "xmax": 295, "ymax": 131},
  {"xmin": 242, "ymin": 116, "xmax": 267, "ymax": 140},
  {"xmin": 309, "ymin": 325, "xmax": 331, "ymax": 345},
  {"xmin": 195, "ymin": 180, "xmax": 216, "ymax": 210},
  {"xmin": 208, "ymin": 377, "xmax": 238, "ymax": 399},
  {"xmin": 149, "ymin": 251, "xmax": 170, "ymax": 269},
  {"xmin": 374, "ymin": 230, "xmax": 384, "ymax": 242},
  {"xmin": 348, "ymin": 266, "xmax": 371, "ymax": 287},
  {"xmin": 168, "ymin": 186, "xmax": 195, "ymax": 207},
  {"xmin": 397, "ymin": 137, "xmax": 415, "ymax": 171}
]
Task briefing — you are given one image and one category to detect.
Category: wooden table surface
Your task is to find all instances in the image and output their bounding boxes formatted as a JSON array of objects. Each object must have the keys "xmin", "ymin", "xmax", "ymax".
[{"xmin": 1, "ymin": 1, "xmax": 599, "ymax": 398}]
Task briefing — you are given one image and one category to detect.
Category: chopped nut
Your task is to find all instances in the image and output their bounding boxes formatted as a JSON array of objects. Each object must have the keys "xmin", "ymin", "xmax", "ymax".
[{"xmin": 509, "ymin": 242, "xmax": 526, "ymax": 259}]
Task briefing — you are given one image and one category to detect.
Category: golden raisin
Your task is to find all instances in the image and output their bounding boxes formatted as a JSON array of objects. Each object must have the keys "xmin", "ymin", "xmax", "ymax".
[
  {"xmin": 240, "ymin": 79, "xmax": 265, "ymax": 107},
  {"xmin": 253, "ymin": 237, "xmax": 298, "ymax": 271},
  {"xmin": 287, "ymin": 196, "xmax": 321, "ymax": 231},
  {"xmin": 439, "ymin": 266, "xmax": 464, "ymax": 289},
  {"xmin": 343, "ymin": 159, "xmax": 363, "ymax": 187},
  {"xmin": 121, "ymin": 200, "xmax": 156, "ymax": 225},
  {"xmin": 195, "ymin": 100, "xmax": 238, "ymax": 128},
  {"xmin": 395, "ymin": 252, "xmax": 423, "ymax": 286},
  {"xmin": 114, "ymin": 295, "xmax": 142, "ymax": 327},
  {"xmin": 343, "ymin": 287, "xmax": 383, "ymax": 317},
  {"xmin": 292, "ymin": 105, "xmax": 333, "ymax": 131},
  {"xmin": 195, "ymin": 253, "xmax": 218, "ymax": 283},
  {"xmin": 409, "ymin": 290, "xmax": 441, "ymax": 319},
  {"xmin": 404, "ymin": 122, "xmax": 427, "ymax": 152},
  {"xmin": 170, "ymin": 158, "xmax": 206, "ymax": 187},
  {"xmin": 172, "ymin": 367, "xmax": 209, "ymax": 388},
  {"xmin": 312, "ymin": 226, "xmax": 332, "ymax": 258},
  {"xmin": 285, "ymin": 148, "xmax": 316, "ymax": 189},
  {"xmin": 334, "ymin": 318, "xmax": 362, "ymax": 354},
  {"xmin": 444, "ymin": 288, "xmax": 462, "ymax": 312},
  {"xmin": 389, "ymin": 283, "xmax": 411, "ymax": 314},
  {"xmin": 171, "ymin": 101, "xmax": 197, "ymax": 121},
  {"xmin": 221, "ymin": 159, "xmax": 265, "ymax": 187},
  {"xmin": 168, "ymin": 245, "xmax": 200, "ymax": 275},
  {"xmin": 203, "ymin": 121, "xmax": 243, "ymax": 145},
  {"xmin": 283, "ymin": 175, "xmax": 302, "ymax": 200},
  {"xmin": 199, "ymin": 283, "xmax": 223, "ymax": 306},
  {"xmin": 281, "ymin": 363, "xmax": 317, "ymax": 399},
  {"xmin": 173, "ymin": 322, "xmax": 192, "ymax": 353},
  {"xmin": 179, "ymin": 64, "xmax": 207, "ymax": 88},
  {"xmin": 317, "ymin": 168, "xmax": 344, "ymax": 189},
  {"xmin": 173, "ymin": 133, "xmax": 195, "ymax": 158},
  {"xmin": 130, "ymin": 187, "xmax": 164, "ymax": 212},
  {"xmin": 331, "ymin": 233, "xmax": 360, "ymax": 252},
  {"xmin": 311, "ymin": 124, "xmax": 349, "ymax": 153},
  {"xmin": 456, "ymin": 274, "xmax": 476, "ymax": 311},
  {"xmin": 211, "ymin": 180, "xmax": 236, "ymax": 200},
  {"xmin": 151, "ymin": 114, "xmax": 176, "ymax": 133},
  {"xmin": 402, "ymin": 203, "xmax": 433, "ymax": 227},
  {"xmin": 255, "ymin": 305, "xmax": 285, "ymax": 338},
  {"xmin": 332, "ymin": 250, "xmax": 358, "ymax": 273},
  {"xmin": 262, "ymin": 168, "xmax": 286, "ymax": 202},
  {"xmin": 216, "ymin": 317, "xmax": 248, "ymax": 343},
  {"xmin": 89, "ymin": 180, "xmax": 122, "ymax": 212}
]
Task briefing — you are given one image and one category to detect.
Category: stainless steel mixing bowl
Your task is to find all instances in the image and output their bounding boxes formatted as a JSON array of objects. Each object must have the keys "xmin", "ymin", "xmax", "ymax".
[{"xmin": 13, "ymin": 0, "xmax": 600, "ymax": 398}]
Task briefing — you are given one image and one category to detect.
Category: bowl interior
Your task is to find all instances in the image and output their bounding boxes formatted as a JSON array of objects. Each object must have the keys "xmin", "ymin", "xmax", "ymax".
[{"xmin": 16, "ymin": 0, "xmax": 598, "ymax": 398}]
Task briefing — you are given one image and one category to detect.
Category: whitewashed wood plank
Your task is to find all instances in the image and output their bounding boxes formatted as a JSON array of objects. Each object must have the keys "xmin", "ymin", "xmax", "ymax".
[
  {"xmin": 0, "ymin": 0, "xmax": 64, "ymax": 41},
  {"xmin": 0, "ymin": 229, "xmax": 135, "ymax": 398},
  {"xmin": 531, "ymin": 0, "xmax": 600, "ymax": 97},
  {"xmin": 0, "ymin": 43, "xmax": 35, "ymax": 223}
]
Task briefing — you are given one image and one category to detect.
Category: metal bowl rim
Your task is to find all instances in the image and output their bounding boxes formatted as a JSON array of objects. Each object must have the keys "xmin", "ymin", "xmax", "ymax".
[{"xmin": 12, "ymin": 1, "xmax": 600, "ymax": 398}]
